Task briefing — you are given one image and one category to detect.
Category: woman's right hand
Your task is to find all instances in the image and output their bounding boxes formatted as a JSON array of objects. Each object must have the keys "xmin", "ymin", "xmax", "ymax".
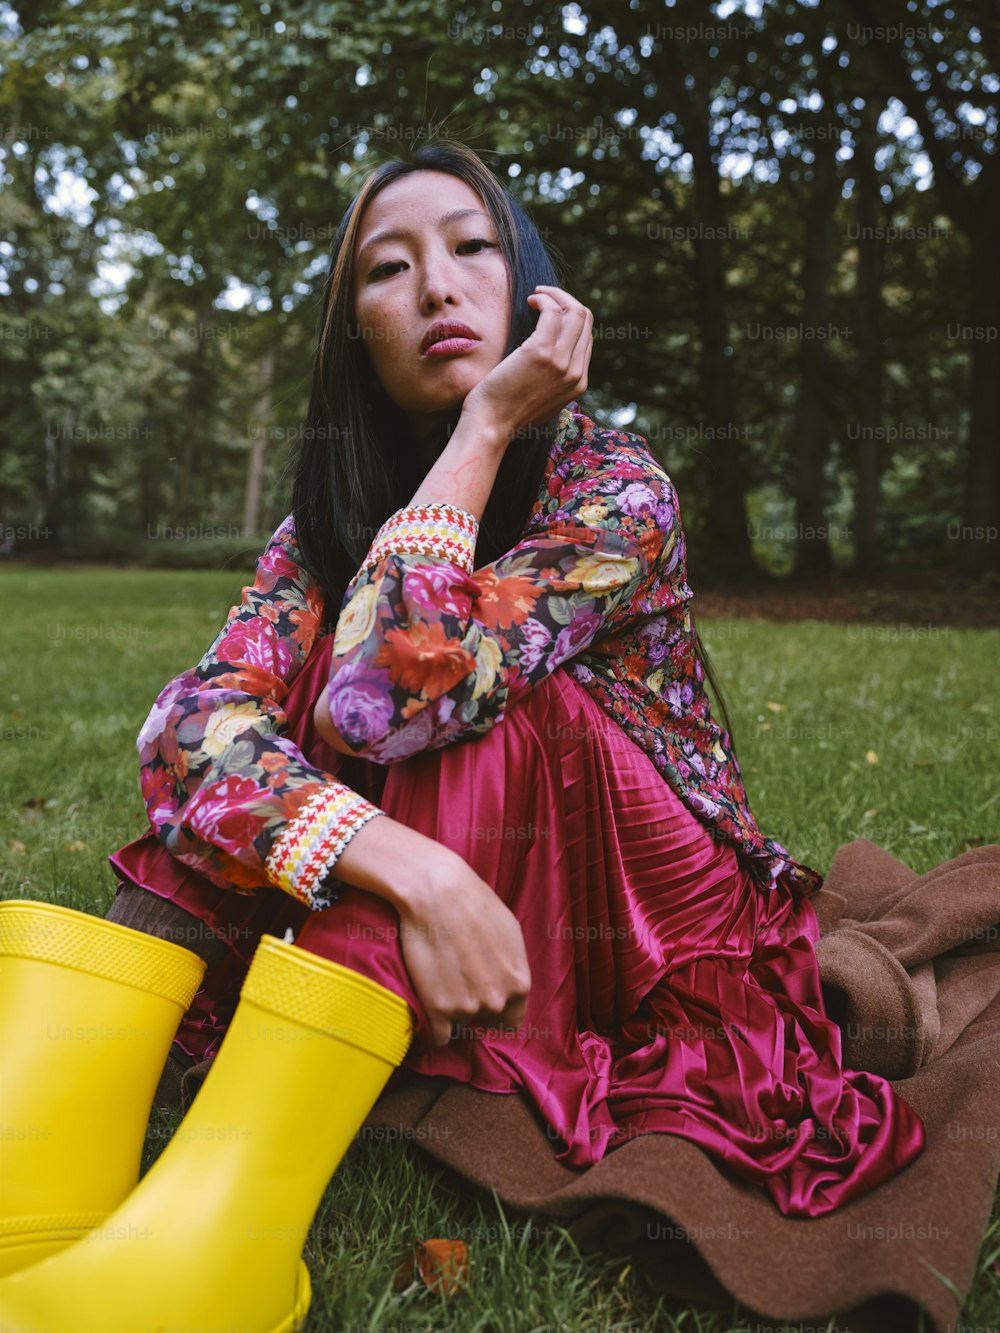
[{"xmin": 396, "ymin": 848, "xmax": 532, "ymax": 1048}]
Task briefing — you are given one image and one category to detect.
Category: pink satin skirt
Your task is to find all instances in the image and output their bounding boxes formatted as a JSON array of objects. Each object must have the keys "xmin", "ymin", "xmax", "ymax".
[{"xmin": 109, "ymin": 636, "xmax": 924, "ymax": 1217}]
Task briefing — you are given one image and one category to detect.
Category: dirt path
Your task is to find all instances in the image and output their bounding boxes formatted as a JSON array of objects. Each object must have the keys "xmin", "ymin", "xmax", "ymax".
[{"xmin": 691, "ymin": 571, "xmax": 999, "ymax": 628}]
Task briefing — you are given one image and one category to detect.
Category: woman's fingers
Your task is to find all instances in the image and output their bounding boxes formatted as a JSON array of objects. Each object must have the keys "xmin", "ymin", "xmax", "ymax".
[
  {"xmin": 399, "ymin": 874, "xmax": 532, "ymax": 1049},
  {"xmin": 524, "ymin": 290, "xmax": 567, "ymax": 348},
  {"xmin": 437, "ymin": 996, "xmax": 529, "ymax": 1045},
  {"xmin": 536, "ymin": 287, "xmax": 591, "ymax": 368},
  {"xmin": 568, "ymin": 306, "xmax": 594, "ymax": 393},
  {"xmin": 555, "ymin": 305, "xmax": 590, "ymax": 370},
  {"xmin": 528, "ymin": 286, "xmax": 593, "ymax": 386},
  {"xmin": 456, "ymin": 281, "xmax": 592, "ymax": 446}
]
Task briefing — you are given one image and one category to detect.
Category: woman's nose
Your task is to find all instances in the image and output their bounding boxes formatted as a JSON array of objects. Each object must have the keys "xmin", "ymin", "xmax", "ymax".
[
  {"xmin": 419, "ymin": 256, "xmax": 460, "ymax": 314},
  {"xmin": 419, "ymin": 282, "xmax": 456, "ymax": 314}
]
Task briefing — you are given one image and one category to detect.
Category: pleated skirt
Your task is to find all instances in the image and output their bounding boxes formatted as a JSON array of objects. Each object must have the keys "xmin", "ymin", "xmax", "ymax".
[{"xmin": 109, "ymin": 636, "xmax": 924, "ymax": 1217}]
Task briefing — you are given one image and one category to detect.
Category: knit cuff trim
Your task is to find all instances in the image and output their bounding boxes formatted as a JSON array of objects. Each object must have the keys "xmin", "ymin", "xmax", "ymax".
[
  {"xmin": 361, "ymin": 503, "xmax": 479, "ymax": 574},
  {"xmin": 265, "ymin": 785, "xmax": 385, "ymax": 909}
]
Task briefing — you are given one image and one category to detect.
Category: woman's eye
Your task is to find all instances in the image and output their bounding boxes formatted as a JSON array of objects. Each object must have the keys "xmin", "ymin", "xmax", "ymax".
[
  {"xmin": 368, "ymin": 239, "xmax": 497, "ymax": 280},
  {"xmin": 369, "ymin": 260, "xmax": 404, "ymax": 280}
]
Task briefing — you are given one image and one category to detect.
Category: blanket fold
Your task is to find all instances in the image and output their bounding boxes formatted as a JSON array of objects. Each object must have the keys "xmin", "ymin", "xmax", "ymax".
[{"xmin": 363, "ymin": 838, "xmax": 1000, "ymax": 1332}]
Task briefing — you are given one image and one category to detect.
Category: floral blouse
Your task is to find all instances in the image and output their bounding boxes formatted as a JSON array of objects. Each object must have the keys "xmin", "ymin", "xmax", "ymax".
[{"xmin": 136, "ymin": 401, "xmax": 822, "ymax": 911}]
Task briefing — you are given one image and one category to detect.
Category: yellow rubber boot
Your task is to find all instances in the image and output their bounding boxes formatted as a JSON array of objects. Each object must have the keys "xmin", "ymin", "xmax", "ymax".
[
  {"xmin": 0, "ymin": 931, "xmax": 414, "ymax": 1333},
  {"xmin": 0, "ymin": 899, "xmax": 206, "ymax": 1277}
]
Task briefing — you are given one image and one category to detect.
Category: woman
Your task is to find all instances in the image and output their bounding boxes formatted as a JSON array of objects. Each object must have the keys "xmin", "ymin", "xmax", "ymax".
[
  {"xmin": 0, "ymin": 141, "xmax": 925, "ymax": 1329},
  {"xmin": 108, "ymin": 136, "xmax": 924, "ymax": 1204}
]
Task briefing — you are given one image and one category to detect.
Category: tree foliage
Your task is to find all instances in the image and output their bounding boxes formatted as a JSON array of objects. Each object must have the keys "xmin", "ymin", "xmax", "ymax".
[{"xmin": 1, "ymin": 0, "xmax": 996, "ymax": 577}]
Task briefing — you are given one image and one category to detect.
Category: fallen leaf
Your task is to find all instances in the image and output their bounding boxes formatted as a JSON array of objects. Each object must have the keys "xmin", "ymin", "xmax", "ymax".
[
  {"xmin": 8, "ymin": 841, "xmax": 27, "ymax": 856},
  {"xmin": 416, "ymin": 1238, "xmax": 470, "ymax": 1297},
  {"xmin": 758, "ymin": 721, "xmax": 771, "ymax": 731},
  {"xmin": 865, "ymin": 750, "xmax": 879, "ymax": 765},
  {"xmin": 67, "ymin": 840, "xmax": 88, "ymax": 852},
  {"xmin": 863, "ymin": 809, "xmax": 878, "ymax": 819},
  {"xmin": 765, "ymin": 701, "xmax": 785, "ymax": 713}
]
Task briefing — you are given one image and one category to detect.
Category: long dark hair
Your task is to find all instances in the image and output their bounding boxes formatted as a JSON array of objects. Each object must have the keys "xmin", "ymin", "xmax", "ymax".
[
  {"xmin": 291, "ymin": 140, "xmax": 736, "ymax": 746},
  {"xmin": 292, "ymin": 140, "xmax": 563, "ymax": 628}
]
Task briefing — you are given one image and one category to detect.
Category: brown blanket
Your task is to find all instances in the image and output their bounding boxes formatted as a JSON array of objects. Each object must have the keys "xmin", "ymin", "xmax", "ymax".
[{"xmin": 362, "ymin": 838, "xmax": 1000, "ymax": 1332}]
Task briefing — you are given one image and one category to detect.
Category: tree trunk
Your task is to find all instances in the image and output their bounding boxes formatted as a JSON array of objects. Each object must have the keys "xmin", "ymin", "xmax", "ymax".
[
  {"xmin": 791, "ymin": 129, "xmax": 839, "ymax": 577},
  {"xmin": 242, "ymin": 343, "xmax": 276, "ymax": 538},
  {"xmin": 43, "ymin": 413, "xmax": 72, "ymax": 549},
  {"xmin": 960, "ymin": 172, "xmax": 1000, "ymax": 574},
  {"xmin": 138, "ymin": 394, "xmax": 162, "ymax": 540},
  {"xmin": 686, "ymin": 82, "xmax": 756, "ymax": 582},
  {"xmin": 852, "ymin": 101, "xmax": 886, "ymax": 575},
  {"xmin": 171, "ymin": 305, "xmax": 214, "ymax": 529},
  {"xmin": 840, "ymin": 0, "xmax": 1000, "ymax": 575}
]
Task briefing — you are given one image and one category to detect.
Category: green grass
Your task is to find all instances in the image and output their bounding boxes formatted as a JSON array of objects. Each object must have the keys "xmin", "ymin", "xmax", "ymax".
[{"xmin": 1, "ymin": 567, "xmax": 998, "ymax": 1332}]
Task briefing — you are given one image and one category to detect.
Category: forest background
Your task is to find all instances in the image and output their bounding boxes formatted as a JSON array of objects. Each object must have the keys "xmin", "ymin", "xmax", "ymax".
[{"xmin": 1, "ymin": 0, "xmax": 997, "ymax": 597}]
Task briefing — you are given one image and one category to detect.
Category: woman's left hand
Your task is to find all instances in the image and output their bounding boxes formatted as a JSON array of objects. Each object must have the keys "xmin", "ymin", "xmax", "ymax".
[{"xmin": 453, "ymin": 284, "xmax": 593, "ymax": 449}]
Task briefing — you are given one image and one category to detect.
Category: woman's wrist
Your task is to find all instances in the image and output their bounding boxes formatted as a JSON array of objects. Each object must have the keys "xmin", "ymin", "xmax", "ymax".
[
  {"xmin": 407, "ymin": 416, "xmax": 506, "ymax": 520},
  {"xmin": 327, "ymin": 812, "xmax": 454, "ymax": 914},
  {"xmin": 446, "ymin": 410, "xmax": 507, "ymax": 457}
]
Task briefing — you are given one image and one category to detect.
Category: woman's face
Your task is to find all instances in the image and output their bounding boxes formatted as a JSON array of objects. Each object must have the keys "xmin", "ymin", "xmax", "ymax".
[{"xmin": 352, "ymin": 170, "xmax": 512, "ymax": 444}]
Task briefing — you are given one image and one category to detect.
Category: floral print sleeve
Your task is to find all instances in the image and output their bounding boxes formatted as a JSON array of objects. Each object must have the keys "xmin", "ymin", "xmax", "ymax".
[
  {"xmin": 324, "ymin": 426, "xmax": 688, "ymax": 765},
  {"xmin": 137, "ymin": 516, "xmax": 385, "ymax": 910}
]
